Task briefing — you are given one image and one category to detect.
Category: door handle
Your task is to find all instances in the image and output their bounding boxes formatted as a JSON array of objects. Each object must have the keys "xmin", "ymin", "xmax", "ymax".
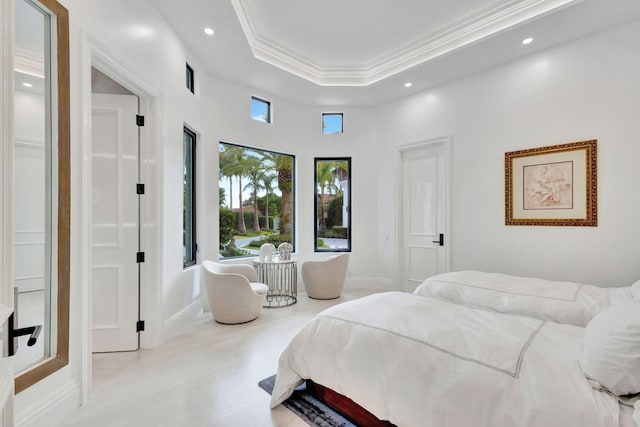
[
  {"xmin": 7, "ymin": 312, "xmax": 41, "ymax": 356},
  {"xmin": 432, "ymin": 233, "xmax": 444, "ymax": 246},
  {"xmin": 8, "ymin": 287, "xmax": 42, "ymax": 356}
]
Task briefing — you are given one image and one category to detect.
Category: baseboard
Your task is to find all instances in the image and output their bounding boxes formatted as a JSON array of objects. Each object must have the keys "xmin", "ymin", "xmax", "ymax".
[
  {"xmin": 15, "ymin": 380, "xmax": 80, "ymax": 427},
  {"xmin": 162, "ymin": 295, "xmax": 207, "ymax": 343}
]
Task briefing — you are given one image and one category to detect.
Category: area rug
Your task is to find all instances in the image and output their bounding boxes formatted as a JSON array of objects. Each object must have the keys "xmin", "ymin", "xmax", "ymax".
[{"xmin": 259, "ymin": 375, "xmax": 356, "ymax": 427}]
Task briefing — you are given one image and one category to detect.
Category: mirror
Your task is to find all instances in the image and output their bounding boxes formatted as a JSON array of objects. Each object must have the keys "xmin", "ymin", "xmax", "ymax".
[
  {"xmin": 13, "ymin": 0, "xmax": 69, "ymax": 393},
  {"xmin": 314, "ymin": 158, "xmax": 351, "ymax": 252}
]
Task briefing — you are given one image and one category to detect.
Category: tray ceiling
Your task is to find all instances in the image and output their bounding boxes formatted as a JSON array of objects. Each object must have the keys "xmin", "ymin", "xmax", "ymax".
[
  {"xmin": 153, "ymin": 0, "xmax": 640, "ymax": 105},
  {"xmin": 231, "ymin": 0, "xmax": 579, "ymax": 86}
]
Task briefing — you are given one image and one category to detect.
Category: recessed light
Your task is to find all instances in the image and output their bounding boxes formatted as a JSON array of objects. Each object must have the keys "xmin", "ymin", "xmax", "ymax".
[
  {"xmin": 22, "ymin": 82, "xmax": 33, "ymax": 88},
  {"xmin": 522, "ymin": 37, "xmax": 534, "ymax": 45},
  {"xmin": 204, "ymin": 27, "xmax": 215, "ymax": 36},
  {"xmin": 404, "ymin": 82, "xmax": 412, "ymax": 88}
]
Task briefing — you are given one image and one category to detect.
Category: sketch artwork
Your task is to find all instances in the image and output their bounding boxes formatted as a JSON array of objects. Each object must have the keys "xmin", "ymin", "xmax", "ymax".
[{"xmin": 523, "ymin": 161, "xmax": 573, "ymax": 210}]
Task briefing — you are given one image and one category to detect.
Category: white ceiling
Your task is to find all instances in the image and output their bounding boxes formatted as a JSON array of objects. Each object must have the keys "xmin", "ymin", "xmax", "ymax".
[
  {"xmin": 231, "ymin": 0, "xmax": 578, "ymax": 86},
  {"xmin": 153, "ymin": 0, "xmax": 640, "ymax": 106}
]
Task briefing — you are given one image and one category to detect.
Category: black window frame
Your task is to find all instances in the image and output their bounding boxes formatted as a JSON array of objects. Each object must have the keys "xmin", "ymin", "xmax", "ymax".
[
  {"xmin": 186, "ymin": 63, "xmax": 195, "ymax": 94},
  {"xmin": 322, "ymin": 113, "xmax": 344, "ymax": 134},
  {"xmin": 218, "ymin": 141, "xmax": 296, "ymax": 259},
  {"xmin": 183, "ymin": 126, "xmax": 197, "ymax": 267},
  {"xmin": 251, "ymin": 96, "xmax": 271, "ymax": 124},
  {"xmin": 314, "ymin": 157, "xmax": 351, "ymax": 252}
]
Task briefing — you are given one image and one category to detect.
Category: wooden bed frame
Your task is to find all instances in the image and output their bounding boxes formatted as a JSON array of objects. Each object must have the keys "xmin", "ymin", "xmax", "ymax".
[{"xmin": 306, "ymin": 380, "xmax": 397, "ymax": 427}]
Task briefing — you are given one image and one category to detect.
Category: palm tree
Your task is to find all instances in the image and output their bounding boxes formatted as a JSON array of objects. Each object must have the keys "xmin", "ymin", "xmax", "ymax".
[
  {"xmin": 219, "ymin": 146, "xmax": 249, "ymax": 234},
  {"xmin": 316, "ymin": 161, "xmax": 335, "ymax": 232},
  {"xmin": 275, "ymin": 154, "xmax": 293, "ymax": 235},
  {"xmin": 332, "ymin": 160, "xmax": 349, "ymax": 186},
  {"xmin": 261, "ymin": 152, "xmax": 293, "ymax": 236},
  {"xmin": 218, "ymin": 187, "xmax": 226, "ymax": 207},
  {"xmin": 219, "ymin": 145, "xmax": 242, "ymax": 210},
  {"xmin": 235, "ymin": 155, "xmax": 250, "ymax": 235},
  {"xmin": 259, "ymin": 170, "xmax": 277, "ymax": 231},
  {"xmin": 243, "ymin": 156, "xmax": 265, "ymax": 233}
]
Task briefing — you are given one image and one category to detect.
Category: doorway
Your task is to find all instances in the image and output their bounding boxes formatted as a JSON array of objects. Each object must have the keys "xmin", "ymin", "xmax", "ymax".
[
  {"xmin": 90, "ymin": 67, "xmax": 140, "ymax": 352},
  {"xmin": 396, "ymin": 138, "xmax": 450, "ymax": 292}
]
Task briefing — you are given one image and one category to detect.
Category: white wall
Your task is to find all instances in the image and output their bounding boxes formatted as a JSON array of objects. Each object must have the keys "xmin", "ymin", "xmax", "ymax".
[
  {"xmin": 198, "ymin": 76, "xmax": 384, "ymax": 293},
  {"xmin": 376, "ymin": 19, "xmax": 640, "ymax": 287}
]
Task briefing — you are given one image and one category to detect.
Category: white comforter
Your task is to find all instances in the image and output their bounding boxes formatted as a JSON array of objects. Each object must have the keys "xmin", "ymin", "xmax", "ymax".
[
  {"xmin": 271, "ymin": 292, "xmax": 620, "ymax": 427},
  {"xmin": 414, "ymin": 271, "xmax": 636, "ymax": 327}
]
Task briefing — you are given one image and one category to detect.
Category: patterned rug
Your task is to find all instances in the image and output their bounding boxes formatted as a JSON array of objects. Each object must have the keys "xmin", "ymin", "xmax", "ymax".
[{"xmin": 259, "ymin": 375, "xmax": 356, "ymax": 427}]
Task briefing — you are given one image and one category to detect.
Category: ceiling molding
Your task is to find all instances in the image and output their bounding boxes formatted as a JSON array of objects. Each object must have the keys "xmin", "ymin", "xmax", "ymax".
[
  {"xmin": 231, "ymin": 0, "xmax": 581, "ymax": 86},
  {"xmin": 15, "ymin": 48, "xmax": 44, "ymax": 78}
]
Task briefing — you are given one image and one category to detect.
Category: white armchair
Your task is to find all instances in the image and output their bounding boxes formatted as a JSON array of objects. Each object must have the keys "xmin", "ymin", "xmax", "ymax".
[
  {"xmin": 202, "ymin": 260, "xmax": 268, "ymax": 324},
  {"xmin": 302, "ymin": 253, "xmax": 350, "ymax": 300}
]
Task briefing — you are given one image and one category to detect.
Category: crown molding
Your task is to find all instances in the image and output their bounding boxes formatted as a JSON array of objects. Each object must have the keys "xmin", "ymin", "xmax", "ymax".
[
  {"xmin": 231, "ymin": 0, "xmax": 581, "ymax": 86},
  {"xmin": 15, "ymin": 47, "xmax": 44, "ymax": 78}
]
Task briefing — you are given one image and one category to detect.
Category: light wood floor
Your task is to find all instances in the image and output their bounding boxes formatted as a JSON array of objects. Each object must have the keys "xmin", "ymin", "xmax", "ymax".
[{"xmin": 61, "ymin": 287, "xmax": 381, "ymax": 427}]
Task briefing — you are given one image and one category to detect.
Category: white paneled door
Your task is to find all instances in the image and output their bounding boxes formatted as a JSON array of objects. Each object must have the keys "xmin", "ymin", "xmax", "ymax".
[
  {"xmin": 91, "ymin": 94, "xmax": 140, "ymax": 352},
  {"xmin": 399, "ymin": 142, "xmax": 448, "ymax": 292}
]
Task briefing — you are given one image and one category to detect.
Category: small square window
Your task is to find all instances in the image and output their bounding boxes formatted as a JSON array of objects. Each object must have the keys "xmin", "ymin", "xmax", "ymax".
[
  {"xmin": 251, "ymin": 96, "xmax": 271, "ymax": 123},
  {"xmin": 322, "ymin": 113, "xmax": 343, "ymax": 134},
  {"xmin": 186, "ymin": 63, "xmax": 195, "ymax": 94}
]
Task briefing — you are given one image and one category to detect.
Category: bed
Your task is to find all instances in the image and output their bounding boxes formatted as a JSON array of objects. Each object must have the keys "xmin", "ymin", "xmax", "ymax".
[
  {"xmin": 270, "ymin": 272, "xmax": 640, "ymax": 427},
  {"xmin": 413, "ymin": 271, "xmax": 637, "ymax": 327}
]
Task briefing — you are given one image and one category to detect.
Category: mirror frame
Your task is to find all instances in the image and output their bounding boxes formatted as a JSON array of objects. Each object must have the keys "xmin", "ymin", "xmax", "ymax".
[
  {"xmin": 313, "ymin": 157, "xmax": 352, "ymax": 253},
  {"xmin": 14, "ymin": 0, "xmax": 69, "ymax": 393}
]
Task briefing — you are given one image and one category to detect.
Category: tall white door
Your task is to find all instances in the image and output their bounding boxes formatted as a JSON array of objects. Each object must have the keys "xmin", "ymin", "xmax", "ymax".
[
  {"xmin": 399, "ymin": 142, "xmax": 448, "ymax": 292},
  {"xmin": 91, "ymin": 94, "xmax": 139, "ymax": 352}
]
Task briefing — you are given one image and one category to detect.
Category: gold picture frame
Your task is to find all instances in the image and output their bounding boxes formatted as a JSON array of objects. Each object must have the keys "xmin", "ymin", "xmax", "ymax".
[{"xmin": 505, "ymin": 140, "xmax": 597, "ymax": 226}]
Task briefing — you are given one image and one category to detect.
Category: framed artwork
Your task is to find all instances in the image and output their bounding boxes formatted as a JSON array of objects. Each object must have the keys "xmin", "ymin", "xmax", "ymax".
[{"xmin": 505, "ymin": 140, "xmax": 597, "ymax": 226}]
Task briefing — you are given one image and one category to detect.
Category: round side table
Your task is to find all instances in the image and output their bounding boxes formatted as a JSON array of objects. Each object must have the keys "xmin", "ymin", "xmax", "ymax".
[{"xmin": 253, "ymin": 259, "xmax": 297, "ymax": 307}]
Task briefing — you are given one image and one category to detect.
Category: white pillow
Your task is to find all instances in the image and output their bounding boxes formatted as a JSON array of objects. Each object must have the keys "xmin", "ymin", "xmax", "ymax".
[
  {"xmin": 581, "ymin": 302, "xmax": 640, "ymax": 396},
  {"xmin": 413, "ymin": 271, "xmax": 613, "ymax": 326}
]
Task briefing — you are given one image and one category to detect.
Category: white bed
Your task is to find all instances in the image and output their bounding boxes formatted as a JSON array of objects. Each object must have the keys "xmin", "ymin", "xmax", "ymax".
[
  {"xmin": 272, "ymin": 272, "xmax": 640, "ymax": 425},
  {"xmin": 271, "ymin": 291, "xmax": 634, "ymax": 426},
  {"xmin": 413, "ymin": 271, "xmax": 637, "ymax": 327}
]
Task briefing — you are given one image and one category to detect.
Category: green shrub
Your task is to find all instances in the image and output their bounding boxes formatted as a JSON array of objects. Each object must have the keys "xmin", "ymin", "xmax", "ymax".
[
  {"xmin": 331, "ymin": 226, "xmax": 348, "ymax": 239},
  {"xmin": 237, "ymin": 212, "xmax": 275, "ymax": 232},
  {"xmin": 259, "ymin": 215, "xmax": 274, "ymax": 229},
  {"xmin": 326, "ymin": 194, "xmax": 343, "ymax": 228},
  {"xmin": 220, "ymin": 246, "xmax": 252, "ymax": 258},
  {"xmin": 219, "ymin": 208, "xmax": 236, "ymax": 250},
  {"xmin": 247, "ymin": 234, "xmax": 292, "ymax": 248},
  {"xmin": 242, "ymin": 211, "xmax": 256, "ymax": 229},
  {"xmin": 317, "ymin": 230, "xmax": 335, "ymax": 238}
]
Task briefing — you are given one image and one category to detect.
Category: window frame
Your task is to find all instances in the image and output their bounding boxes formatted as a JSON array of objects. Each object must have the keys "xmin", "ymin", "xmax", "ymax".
[
  {"xmin": 186, "ymin": 62, "xmax": 195, "ymax": 94},
  {"xmin": 314, "ymin": 157, "xmax": 352, "ymax": 253},
  {"xmin": 218, "ymin": 141, "xmax": 296, "ymax": 259},
  {"xmin": 322, "ymin": 113, "xmax": 343, "ymax": 134},
  {"xmin": 251, "ymin": 96, "xmax": 271, "ymax": 124},
  {"xmin": 183, "ymin": 126, "xmax": 197, "ymax": 267}
]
